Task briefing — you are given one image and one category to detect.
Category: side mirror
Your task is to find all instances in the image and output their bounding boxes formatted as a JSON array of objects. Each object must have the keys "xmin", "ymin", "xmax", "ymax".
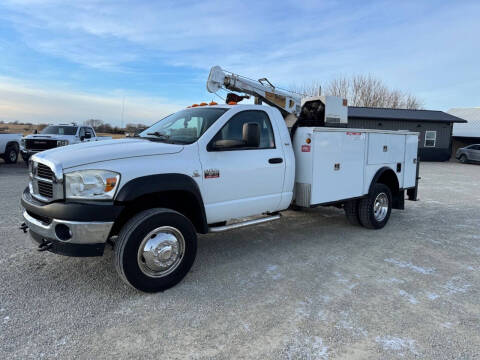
[
  {"xmin": 242, "ymin": 122, "xmax": 260, "ymax": 148},
  {"xmin": 85, "ymin": 133, "xmax": 92, "ymax": 139},
  {"xmin": 80, "ymin": 136, "xmax": 85, "ymax": 141}
]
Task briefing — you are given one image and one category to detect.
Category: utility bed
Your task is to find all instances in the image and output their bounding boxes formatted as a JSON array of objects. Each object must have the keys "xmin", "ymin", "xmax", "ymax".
[{"xmin": 293, "ymin": 127, "xmax": 419, "ymax": 207}]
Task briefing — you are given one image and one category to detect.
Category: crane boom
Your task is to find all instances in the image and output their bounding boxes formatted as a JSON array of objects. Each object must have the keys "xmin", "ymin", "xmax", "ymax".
[{"xmin": 206, "ymin": 66, "xmax": 301, "ymax": 116}]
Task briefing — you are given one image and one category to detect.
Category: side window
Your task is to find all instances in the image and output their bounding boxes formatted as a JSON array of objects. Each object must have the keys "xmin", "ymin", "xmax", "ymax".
[
  {"xmin": 78, "ymin": 127, "xmax": 85, "ymax": 137},
  {"xmin": 210, "ymin": 110, "xmax": 275, "ymax": 150},
  {"xmin": 85, "ymin": 127, "xmax": 93, "ymax": 137},
  {"xmin": 424, "ymin": 131, "xmax": 436, "ymax": 147}
]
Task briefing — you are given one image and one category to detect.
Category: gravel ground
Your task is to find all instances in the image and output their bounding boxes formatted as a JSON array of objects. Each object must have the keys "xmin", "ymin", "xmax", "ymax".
[{"xmin": 0, "ymin": 160, "xmax": 479, "ymax": 359}]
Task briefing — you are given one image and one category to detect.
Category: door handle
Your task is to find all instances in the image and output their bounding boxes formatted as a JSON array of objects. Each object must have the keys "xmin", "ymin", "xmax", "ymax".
[{"xmin": 269, "ymin": 157, "xmax": 283, "ymax": 164}]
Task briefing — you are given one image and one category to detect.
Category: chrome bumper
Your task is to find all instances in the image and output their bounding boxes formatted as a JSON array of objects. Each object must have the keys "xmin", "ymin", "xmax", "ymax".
[{"xmin": 23, "ymin": 210, "xmax": 113, "ymax": 245}]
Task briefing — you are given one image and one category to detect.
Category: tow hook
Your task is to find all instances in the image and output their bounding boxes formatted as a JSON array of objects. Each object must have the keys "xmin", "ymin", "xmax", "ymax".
[
  {"xmin": 19, "ymin": 222, "xmax": 28, "ymax": 233},
  {"xmin": 37, "ymin": 239, "xmax": 53, "ymax": 252}
]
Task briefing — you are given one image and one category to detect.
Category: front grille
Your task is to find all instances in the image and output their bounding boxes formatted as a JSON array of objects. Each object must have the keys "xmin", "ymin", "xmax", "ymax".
[
  {"xmin": 25, "ymin": 139, "xmax": 57, "ymax": 150},
  {"xmin": 37, "ymin": 180, "xmax": 53, "ymax": 198},
  {"xmin": 30, "ymin": 161, "xmax": 62, "ymax": 202},
  {"xmin": 37, "ymin": 163, "xmax": 54, "ymax": 180}
]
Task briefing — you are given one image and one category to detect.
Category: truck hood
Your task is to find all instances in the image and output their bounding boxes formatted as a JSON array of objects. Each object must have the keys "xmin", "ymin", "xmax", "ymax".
[
  {"xmin": 33, "ymin": 138, "xmax": 183, "ymax": 170},
  {"xmin": 24, "ymin": 134, "xmax": 74, "ymax": 140}
]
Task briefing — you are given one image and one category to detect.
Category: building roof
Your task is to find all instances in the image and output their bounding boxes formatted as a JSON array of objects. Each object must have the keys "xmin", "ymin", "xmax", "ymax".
[
  {"xmin": 348, "ymin": 107, "xmax": 467, "ymax": 123},
  {"xmin": 448, "ymin": 108, "xmax": 480, "ymax": 138}
]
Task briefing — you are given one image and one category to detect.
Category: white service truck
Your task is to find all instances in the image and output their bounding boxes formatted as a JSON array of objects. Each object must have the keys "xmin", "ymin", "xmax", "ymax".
[
  {"xmin": 20, "ymin": 66, "xmax": 419, "ymax": 292},
  {"xmin": 20, "ymin": 124, "xmax": 112, "ymax": 163},
  {"xmin": 0, "ymin": 133, "xmax": 22, "ymax": 163}
]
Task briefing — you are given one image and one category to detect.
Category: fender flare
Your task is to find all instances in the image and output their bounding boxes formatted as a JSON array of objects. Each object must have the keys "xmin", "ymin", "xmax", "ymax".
[
  {"xmin": 5, "ymin": 140, "xmax": 19, "ymax": 152},
  {"xmin": 115, "ymin": 173, "xmax": 208, "ymax": 233},
  {"xmin": 368, "ymin": 166, "xmax": 400, "ymax": 194}
]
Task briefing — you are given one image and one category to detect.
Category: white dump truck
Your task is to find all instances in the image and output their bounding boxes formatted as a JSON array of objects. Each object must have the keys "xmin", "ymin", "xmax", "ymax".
[{"xmin": 20, "ymin": 66, "xmax": 419, "ymax": 292}]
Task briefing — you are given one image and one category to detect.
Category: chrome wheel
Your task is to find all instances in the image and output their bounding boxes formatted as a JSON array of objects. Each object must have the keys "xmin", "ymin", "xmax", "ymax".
[
  {"xmin": 137, "ymin": 226, "xmax": 185, "ymax": 278},
  {"xmin": 373, "ymin": 192, "xmax": 389, "ymax": 222}
]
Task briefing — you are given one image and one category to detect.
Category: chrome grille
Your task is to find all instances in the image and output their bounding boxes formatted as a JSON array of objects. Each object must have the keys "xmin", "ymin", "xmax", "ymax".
[
  {"xmin": 37, "ymin": 180, "xmax": 53, "ymax": 198},
  {"xmin": 30, "ymin": 161, "xmax": 63, "ymax": 202},
  {"xmin": 37, "ymin": 163, "xmax": 54, "ymax": 180}
]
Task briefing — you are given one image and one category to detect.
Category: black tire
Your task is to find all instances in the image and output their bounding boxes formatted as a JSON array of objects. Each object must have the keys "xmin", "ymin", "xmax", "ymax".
[
  {"xmin": 358, "ymin": 184, "xmax": 392, "ymax": 229},
  {"xmin": 344, "ymin": 200, "xmax": 361, "ymax": 226},
  {"xmin": 22, "ymin": 153, "xmax": 30, "ymax": 163},
  {"xmin": 114, "ymin": 208, "xmax": 197, "ymax": 292},
  {"xmin": 459, "ymin": 154, "xmax": 468, "ymax": 164},
  {"xmin": 3, "ymin": 144, "xmax": 18, "ymax": 164}
]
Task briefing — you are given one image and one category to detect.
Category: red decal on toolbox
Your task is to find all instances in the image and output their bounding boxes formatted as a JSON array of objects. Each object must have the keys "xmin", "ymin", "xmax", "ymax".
[
  {"xmin": 301, "ymin": 145, "xmax": 311, "ymax": 152},
  {"xmin": 346, "ymin": 132, "xmax": 361, "ymax": 136}
]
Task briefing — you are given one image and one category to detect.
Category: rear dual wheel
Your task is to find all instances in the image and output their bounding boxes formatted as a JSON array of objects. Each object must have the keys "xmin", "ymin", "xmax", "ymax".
[
  {"xmin": 344, "ymin": 184, "xmax": 392, "ymax": 229},
  {"xmin": 114, "ymin": 208, "xmax": 197, "ymax": 292},
  {"xmin": 358, "ymin": 184, "xmax": 392, "ymax": 229}
]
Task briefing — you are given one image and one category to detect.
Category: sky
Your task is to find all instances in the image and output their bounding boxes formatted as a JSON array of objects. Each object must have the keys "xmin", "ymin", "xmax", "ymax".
[{"xmin": 0, "ymin": 0, "xmax": 479, "ymax": 126}]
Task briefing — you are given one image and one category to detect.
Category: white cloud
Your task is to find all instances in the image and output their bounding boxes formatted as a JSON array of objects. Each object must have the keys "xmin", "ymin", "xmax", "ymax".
[{"xmin": 0, "ymin": 0, "xmax": 479, "ymax": 110}]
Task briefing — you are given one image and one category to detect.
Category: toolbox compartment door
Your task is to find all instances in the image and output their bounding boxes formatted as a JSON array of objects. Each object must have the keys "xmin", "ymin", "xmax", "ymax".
[
  {"xmin": 367, "ymin": 133, "xmax": 405, "ymax": 165},
  {"xmin": 310, "ymin": 131, "xmax": 366, "ymax": 204},
  {"xmin": 403, "ymin": 134, "xmax": 418, "ymax": 188}
]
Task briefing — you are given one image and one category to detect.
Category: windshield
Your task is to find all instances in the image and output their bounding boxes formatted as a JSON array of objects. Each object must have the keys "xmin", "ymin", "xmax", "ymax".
[
  {"xmin": 139, "ymin": 108, "xmax": 228, "ymax": 144},
  {"xmin": 41, "ymin": 126, "xmax": 77, "ymax": 135}
]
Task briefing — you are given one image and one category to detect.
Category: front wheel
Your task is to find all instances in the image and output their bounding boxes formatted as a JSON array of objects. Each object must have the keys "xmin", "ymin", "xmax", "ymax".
[
  {"xmin": 22, "ymin": 153, "xmax": 30, "ymax": 163},
  {"xmin": 459, "ymin": 154, "xmax": 468, "ymax": 163},
  {"xmin": 114, "ymin": 208, "xmax": 197, "ymax": 292},
  {"xmin": 4, "ymin": 145, "xmax": 18, "ymax": 164},
  {"xmin": 358, "ymin": 184, "xmax": 392, "ymax": 229}
]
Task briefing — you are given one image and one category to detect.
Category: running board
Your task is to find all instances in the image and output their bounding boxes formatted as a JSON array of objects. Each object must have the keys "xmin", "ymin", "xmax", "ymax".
[{"xmin": 209, "ymin": 214, "xmax": 281, "ymax": 233}]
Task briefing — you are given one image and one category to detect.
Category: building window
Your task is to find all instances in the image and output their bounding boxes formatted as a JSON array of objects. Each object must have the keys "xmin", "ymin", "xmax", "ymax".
[{"xmin": 424, "ymin": 131, "xmax": 436, "ymax": 147}]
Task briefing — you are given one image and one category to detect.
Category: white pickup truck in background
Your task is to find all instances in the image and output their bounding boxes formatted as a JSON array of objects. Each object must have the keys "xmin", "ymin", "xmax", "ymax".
[
  {"xmin": 20, "ymin": 124, "xmax": 112, "ymax": 162},
  {"xmin": 20, "ymin": 66, "xmax": 420, "ymax": 292},
  {"xmin": 0, "ymin": 133, "xmax": 22, "ymax": 163}
]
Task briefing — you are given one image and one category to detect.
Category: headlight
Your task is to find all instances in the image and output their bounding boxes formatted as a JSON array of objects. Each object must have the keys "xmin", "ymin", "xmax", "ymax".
[
  {"xmin": 21, "ymin": 139, "xmax": 26, "ymax": 147},
  {"xmin": 57, "ymin": 140, "xmax": 69, "ymax": 147},
  {"xmin": 65, "ymin": 170, "xmax": 120, "ymax": 200}
]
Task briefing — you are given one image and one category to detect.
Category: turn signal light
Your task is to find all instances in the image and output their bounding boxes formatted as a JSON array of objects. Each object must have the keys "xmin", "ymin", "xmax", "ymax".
[
  {"xmin": 105, "ymin": 177, "xmax": 118, "ymax": 192},
  {"xmin": 306, "ymin": 138, "xmax": 311, "ymax": 144}
]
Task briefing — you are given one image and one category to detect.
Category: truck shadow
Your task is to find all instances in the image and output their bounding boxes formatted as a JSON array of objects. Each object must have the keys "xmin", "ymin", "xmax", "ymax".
[{"xmin": 21, "ymin": 204, "xmax": 428, "ymax": 300}]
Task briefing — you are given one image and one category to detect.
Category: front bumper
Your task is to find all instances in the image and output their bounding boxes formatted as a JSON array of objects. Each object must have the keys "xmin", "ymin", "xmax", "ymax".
[
  {"xmin": 21, "ymin": 187, "xmax": 124, "ymax": 257},
  {"xmin": 21, "ymin": 149, "xmax": 41, "ymax": 156}
]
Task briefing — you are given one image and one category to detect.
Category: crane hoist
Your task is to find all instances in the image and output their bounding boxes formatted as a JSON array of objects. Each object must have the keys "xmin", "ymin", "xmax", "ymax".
[{"xmin": 206, "ymin": 65, "xmax": 348, "ymax": 127}]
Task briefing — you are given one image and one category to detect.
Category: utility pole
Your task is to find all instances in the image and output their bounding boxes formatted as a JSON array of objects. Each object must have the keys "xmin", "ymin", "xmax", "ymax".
[{"xmin": 121, "ymin": 96, "xmax": 125, "ymax": 130}]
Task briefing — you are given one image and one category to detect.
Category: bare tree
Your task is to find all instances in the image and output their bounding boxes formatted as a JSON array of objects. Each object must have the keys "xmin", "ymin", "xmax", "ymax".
[
  {"xmin": 291, "ymin": 74, "xmax": 422, "ymax": 109},
  {"xmin": 84, "ymin": 119, "xmax": 104, "ymax": 128}
]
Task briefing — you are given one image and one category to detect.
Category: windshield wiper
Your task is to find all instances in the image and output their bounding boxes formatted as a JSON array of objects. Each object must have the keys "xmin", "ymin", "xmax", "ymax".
[{"xmin": 147, "ymin": 131, "xmax": 170, "ymax": 139}]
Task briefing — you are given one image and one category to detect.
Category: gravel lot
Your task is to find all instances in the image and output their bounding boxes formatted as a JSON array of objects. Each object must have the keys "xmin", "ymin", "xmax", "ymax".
[{"xmin": 0, "ymin": 160, "xmax": 479, "ymax": 359}]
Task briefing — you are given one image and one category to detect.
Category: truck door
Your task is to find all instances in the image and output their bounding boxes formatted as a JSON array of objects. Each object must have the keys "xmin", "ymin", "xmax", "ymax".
[{"xmin": 198, "ymin": 109, "xmax": 286, "ymax": 223}]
